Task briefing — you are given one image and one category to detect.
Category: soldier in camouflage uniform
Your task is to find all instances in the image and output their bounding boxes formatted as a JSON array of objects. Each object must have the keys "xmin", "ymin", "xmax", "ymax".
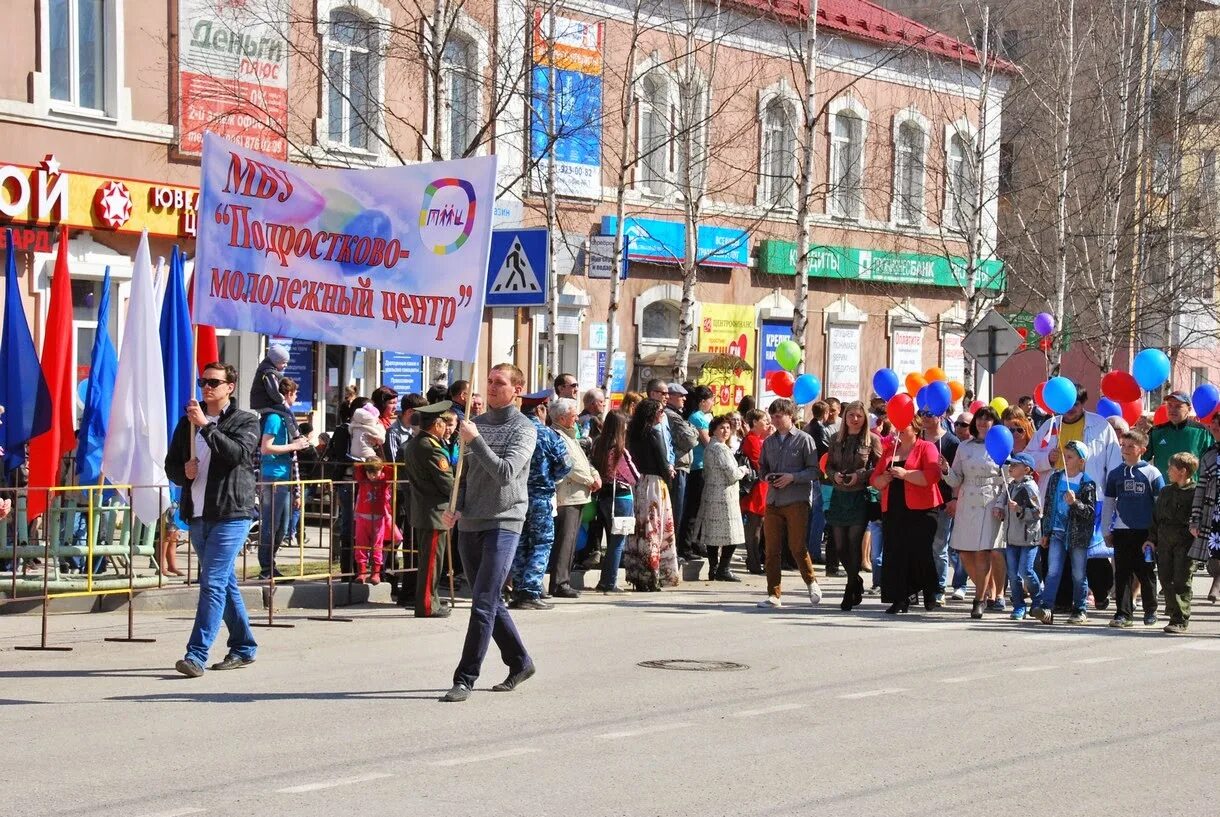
[
  {"xmin": 401, "ymin": 401, "xmax": 456, "ymax": 618},
  {"xmin": 508, "ymin": 391, "xmax": 572, "ymax": 610}
]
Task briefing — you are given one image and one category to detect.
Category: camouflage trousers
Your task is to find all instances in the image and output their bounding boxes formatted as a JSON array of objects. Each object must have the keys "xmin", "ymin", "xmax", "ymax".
[{"xmin": 510, "ymin": 496, "xmax": 555, "ymax": 599}]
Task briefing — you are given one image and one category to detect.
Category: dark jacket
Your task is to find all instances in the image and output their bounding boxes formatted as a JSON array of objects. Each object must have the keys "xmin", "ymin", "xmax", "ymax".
[
  {"xmin": 1040, "ymin": 470, "xmax": 1098, "ymax": 550},
  {"xmin": 401, "ymin": 430, "xmax": 454, "ymax": 529},
  {"xmin": 824, "ymin": 429, "xmax": 882, "ymax": 492},
  {"xmin": 1148, "ymin": 482, "xmax": 1196, "ymax": 553},
  {"xmin": 803, "ymin": 420, "xmax": 831, "ymax": 468},
  {"xmin": 629, "ymin": 426, "xmax": 670, "ymax": 479},
  {"xmin": 165, "ymin": 403, "xmax": 260, "ymax": 521}
]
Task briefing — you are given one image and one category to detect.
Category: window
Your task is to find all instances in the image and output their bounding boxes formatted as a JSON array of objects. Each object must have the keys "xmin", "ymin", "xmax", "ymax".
[
  {"xmin": 642, "ymin": 300, "xmax": 680, "ymax": 341},
  {"xmin": 1180, "ymin": 238, "xmax": 1217, "ymax": 300},
  {"xmin": 893, "ymin": 121, "xmax": 925, "ymax": 225},
  {"xmin": 1158, "ymin": 24, "xmax": 1180, "ymax": 71},
  {"xmin": 946, "ymin": 131, "xmax": 977, "ymax": 232},
  {"xmin": 1153, "ymin": 141, "xmax": 1173, "ymax": 195},
  {"xmin": 442, "ymin": 36, "xmax": 478, "ymax": 159},
  {"xmin": 326, "ymin": 9, "xmax": 379, "ymax": 150},
  {"xmin": 830, "ymin": 111, "xmax": 864, "ymax": 219},
  {"xmin": 638, "ymin": 74, "xmax": 670, "ymax": 193},
  {"xmin": 1206, "ymin": 36, "xmax": 1220, "ymax": 76},
  {"xmin": 761, "ymin": 99, "xmax": 796, "ymax": 207},
  {"xmin": 674, "ymin": 82, "xmax": 707, "ymax": 195},
  {"xmin": 49, "ymin": 0, "xmax": 106, "ymax": 111},
  {"xmin": 1199, "ymin": 148, "xmax": 1217, "ymax": 197}
]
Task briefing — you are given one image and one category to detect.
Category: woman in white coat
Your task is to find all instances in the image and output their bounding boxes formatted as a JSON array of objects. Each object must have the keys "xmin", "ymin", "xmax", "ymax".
[
  {"xmin": 944, "ymin": 406, "xmax": 1006, "ymax": 619},
  {"xmin": 695, "ymin": 415, "xmax": 749, "ymax": 582}
]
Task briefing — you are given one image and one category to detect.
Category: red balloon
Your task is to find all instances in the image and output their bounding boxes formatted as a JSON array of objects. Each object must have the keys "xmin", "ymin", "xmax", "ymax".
[
  {"xmin": 1120, "ymin": 399, "xmax": 1142, "ymax": 426},
  {"xmin": 1153, "ymin": 403, "xmax": 1169, "ymax": 425},
  {"xmin": 1101, "ymin": 371, "xmax": 1141, "ymax": 403},
  {"xmin": 887, "ymin": 393, "xmax": 915, "ymax": 429},
  {"xmin": 819, "ymin": 452, "xmax": 828, "ymax": 473},
  {"xmin": 769, "ymin": 370, "xmax": 795, "ymax": 398},
  {"xmin": 969, "ymin": 400, "xmax": 985, "ymax": 413},
  {"xmin": 1034, "ymin": 382, "xmax": 1052, "ymax": 415}
]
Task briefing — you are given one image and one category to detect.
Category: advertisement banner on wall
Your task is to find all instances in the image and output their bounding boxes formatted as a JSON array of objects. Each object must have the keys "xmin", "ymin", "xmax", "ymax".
[
  {"xmin": 891, "ymin": 327, "xmax": 924, "ymax": 376},
  {"xmin": 697, "ymin": 304, "xmax": 755, "ymax": 410},
  {"xmin": 530, "ymin": 12, "xmax": 603, "ymax": 199},
  {"xmin": 270, "ymin": 336, "xmax": 315, "ymax": 413},
  {"xmin": 758, "ymin": 239, "xmax": 1005, "ymax": 291},
  {"xmin": 942, "ymin": 331, "xmax": 966, "ymax": 385},
  {"xmin": 193, "ymin": 133, "xmax": 497, "ymax": 361},
  {"xmin": 759, "ymin": 320, "xmax": 793, "ymax": 410},
  {"xmin": 178, "ymin": 0, "xmax": 290, "ymax": 159},
  {"xmin": 825, "ymin": 324, "xmax": 862, "ymax": 402},
  {"xmin": 381, "ymin": 351, "xmax": 425, "ymax": 397}
]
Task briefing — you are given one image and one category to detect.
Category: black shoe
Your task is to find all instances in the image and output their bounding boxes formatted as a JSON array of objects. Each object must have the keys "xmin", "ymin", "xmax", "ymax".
[
  {"xmin": 884, "ymin": 603, "xmax": 901, "ymax": 615},
  {"xmin": 841, "ymin": 598, "xmax": 855, "ymax": 612},
  {"xmin": 491, "ymin": 663, "xmax": 536, "ymax": 692},
  {"xmin": 825, "ymin": 568, "xmax": 842, "ymax": 577},
  {"xmin": 512, "ymin": 596, "xmax": 553, "ymax": 610},
  {"xmin": 174, "ymin": 659, "xmax": 204, "ymax": 678},
  {"xmin": 210, "ymin": 654, "xmax": 255, "ymax": 671},
  {"xmin": 747, "ymin": 567, "xmax": 765, "ymax": 575},
  {"xmin": 714, "ymin": 570, "xmax": 742, "ymax": 583},
  {"xmin": 440, "ymin": 684, "xmax": 471, "ymax": 702},
  {"xmin": 575, "ymin": 551, "xmax": 603, "ymax": 571},
  {"xmin": 971, "ymin": 600, "xmax": 984, "ymax": 619},
  {"xmin": 552, "ymin": 584, "xmax": 580, "ymax": 599}
]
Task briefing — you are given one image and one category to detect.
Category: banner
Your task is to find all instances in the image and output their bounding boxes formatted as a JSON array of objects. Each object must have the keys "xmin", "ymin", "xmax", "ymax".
[
  {"xmin": 381, "ymin": 351, "xmax": 425, "ymax": 397},
  {"xmin": 194, "ymin": 134, "xmax": 495, "ymax": 361},
  {"xmin": 530, "ymin": 12, "xmax": 603, "ymax": 199},
  {"xmin": 697, "ymin": 304, "xmax": 754, "ymax": 410},
  {"xmin": 758, "ymin": 320, "xmax": 792, "ymax": 410},
  {"xmin": 825, "ymin": 323, "xmax": 862, "ymax": 402},
  {"xmin": 758, "ymin": 239, "xmax": 1005, "ymax": 291},
  {"xmin": 178, "ymin": 0, "xmax": 290, "ymax": 159},
  {"xmin": 891, "ymin": 327, "xmax": 923, "ymax": 375}
]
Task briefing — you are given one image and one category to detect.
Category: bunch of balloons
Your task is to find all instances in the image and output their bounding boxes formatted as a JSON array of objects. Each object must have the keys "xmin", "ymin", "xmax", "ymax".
[
  {"xmin": 767, "ymin": 339, "xmax": 821, "ymax": 404},
  {"xmin": 871, "ymin": 365, "xmax": 964, "ymax": 428}
]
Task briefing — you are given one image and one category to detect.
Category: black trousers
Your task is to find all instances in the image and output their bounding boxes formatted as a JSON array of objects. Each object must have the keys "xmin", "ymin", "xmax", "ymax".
[
  {"xmin": 1112, "ymin": 528, "xmax": 1157, "ymax": 619},
  {"xmin": 881, "ymin": 508, "xmax": 938, "ymax": 605},
  {"xmin": 678, "ymin": 469, "xmax": 705, "ymax": 555},
  {"xmin": 549, "ymin": 505, "xmax": 582, "ymax": 592}
]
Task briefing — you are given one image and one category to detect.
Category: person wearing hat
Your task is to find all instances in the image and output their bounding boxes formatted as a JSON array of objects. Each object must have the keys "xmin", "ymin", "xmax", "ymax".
[
  {"xmin": 249, "ymin": 344, "xmax": 299, "ymax": 436},
  {"xmin": 994, "ymin": 452, "xmax": 1043, "ymax": 620},
  {"xmin": 1147, "ymin": 390, "xmax": 1211, "ymax": 475},
  {"xmin": 662, "ymin": 382, "xmax": 698, "ymax": 557},
  {"xmin": 1033, "ymin": 440, "xmax": 1101, "ymax": 624},
  {"xmin": 400, "ymin": 400, "xmax": 456, "ymax": 618},
  {"xmin": 507, "ymin": 389, "xmax": 572, "ymax": 609}
]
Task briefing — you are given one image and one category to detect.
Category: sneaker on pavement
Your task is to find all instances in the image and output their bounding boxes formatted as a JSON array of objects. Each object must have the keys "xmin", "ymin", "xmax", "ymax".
[
  {"xmin": 1163, "ymin": 622, "xmax": 1187, "ymax": 635},
  {"xmin": 210, "ymin": 654, "xmax": 255, "ymax": 671},
  {"xmin": 1067, "ymin": 610, "xmax": 1088, "ymax": 625},
  {"xmin": 757, "ymin": 595, "xmax": 783, "ymax": 608},
  {"xmin": 807, "ymin": 581, "xmax": 823, "ymax": 605},
  {"xmin": 1031, "ymin": 607, "xmax": 1053, "ymax": 625},
  {"xmin": 934, "ymin": 593, "xmax": 946, "ymax": 605},
  {"xmin": 1109, "ymin": 616, "xmax": 1133, "ymax": 629},
  {"xmin": 950, "ymin": 587, "xmax": 967, "ymax": 601},
  {"xmin": 491, "ymin": 663, "xmax": 536, "ymax": 692},
  {"xmin": 1143, "ymin": 613, "xmax": 1158, "ymax": 626},
  {"xmin": 1010, "ymin": 607, "xmax": 1028, "ymax": 621},
  {"xmin": 440, "ymin": 684, "xmax": 471, "ymax": 702},
  {"xmin": 174, "ymin": 659, "xmax": 204, "ymax": 678}
]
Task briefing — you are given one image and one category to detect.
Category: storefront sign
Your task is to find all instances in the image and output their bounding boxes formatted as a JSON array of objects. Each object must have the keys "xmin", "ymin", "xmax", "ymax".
[
  {"xmin": 599, "ymin": 216, "xmax": 748, "ymax": 267},
  {"xmin": 0, "ymin": 226, "xmax": 54, "ymax": 253},
  {"xmin": 826, "ymin": 323, "xmax": 862, "ymax": 402},
  {"xmin": 697, "ymin": 303, "xmax": 754, "ymax": 409},
  {"xmin": 0, "ymin": 156, "xmax": 198, "ymax": 239},
  {"xmin": 530, "ymin": 12, "xmax": 603, "ymax": 199},
  {"xmin": 609, "ymin": 351, "xmax": 627, "ymax": 397},
  {"xmin": 758, "ymin": 239, "xmax": 1005, "ymax": 291},
  {"xmin": 178, "ymin": 0, "xmax": 290, "ymax": 159},
  {"xmin": 381, "ymin": 351, "xmax": 425, "ymax": 397},
  {"xmin": 891, "ymin": 327, "xmax": 923, "ymax": 375},
  {"xmin": 578, "ymin": 349, "xmax": 600, "ymax": 391},
  {"xmin": 942, "ymin": 331, "xmax": 966, "ymax": 385},
  {"xmin": 759, "ymin": 320, "xmax": 793, "ymax": 410}
]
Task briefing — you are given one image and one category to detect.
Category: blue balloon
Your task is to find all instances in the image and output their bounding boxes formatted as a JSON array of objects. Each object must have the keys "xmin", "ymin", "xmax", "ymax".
[
  {"xmin": 1096, "ymin": 397, "xmax": 1122, "ymax": 419},
  {"xmin": 984, "ymin": 425, "xmax": 1014, "ymax": 466},
  {"xmin": 1132, "ymin": 348, "xmax": 1171, "ymax": 391},
  {"xmin": 925, "ymin": 380, "xmax": 952, "ymax": 416},
  {"xmin": 915, "ymin": 385, "xmax": 930, "ymax": 411},
  {"xmin": 872, "ymin": 368, "xmax": 900, "ymax": 401},
  {"xmin": 792, "ymin": 373, "xmax": 821, "ymax": 405},
  {"xmin": 1043, "ymin": 376, "xmax": 1077, "ymax": 415},
  {"xmin": 1193, "ymin": 383, "xmax": 1220, "ymax": 419}
]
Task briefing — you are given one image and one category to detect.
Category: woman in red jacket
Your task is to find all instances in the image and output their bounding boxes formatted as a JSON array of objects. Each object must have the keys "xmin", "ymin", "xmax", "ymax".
[
  {"xmin": 739, "ymin": 408, "xmax": 772, "ymax": 575},
  {"xmin": 870, "ymin": 419, "xmax": 944, "ymax": 613}
]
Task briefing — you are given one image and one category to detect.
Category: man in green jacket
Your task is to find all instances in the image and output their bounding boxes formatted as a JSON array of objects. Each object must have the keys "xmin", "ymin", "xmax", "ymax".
[
  {"xmin": 1148, "ymin": 390, "xmax": 1212, "ymax": 474},
  {"xmin": 401, "ymin": 401, "xmax": 456, "ymax": 619}
]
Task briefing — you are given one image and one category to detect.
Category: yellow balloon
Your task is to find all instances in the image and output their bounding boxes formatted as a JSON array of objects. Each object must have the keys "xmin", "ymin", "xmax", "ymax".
[{"xmin": 990, "ymin": 397, "xmax": 1009, "ymax": 414}]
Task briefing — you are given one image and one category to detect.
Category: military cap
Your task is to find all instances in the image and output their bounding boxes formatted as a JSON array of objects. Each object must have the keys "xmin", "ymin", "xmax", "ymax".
[
  {"xmin": 415, "ymin": 399, "xmax": 454, "ymax": 416},
  {"xmin": 520, "ymin": 389, "xmax": 554, "ymax": 409}
]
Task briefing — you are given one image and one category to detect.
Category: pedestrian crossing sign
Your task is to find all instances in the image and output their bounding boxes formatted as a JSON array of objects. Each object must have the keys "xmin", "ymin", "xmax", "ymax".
[{"xmin": 486, "ymin": 228, "xmax": 548, "ymax": 306}]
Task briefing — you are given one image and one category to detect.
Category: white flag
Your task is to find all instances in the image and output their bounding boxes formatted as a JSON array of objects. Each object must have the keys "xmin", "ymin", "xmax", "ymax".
[{"xmin": 102, "ymin": 229, "xmax": 169, "ymax": 524}]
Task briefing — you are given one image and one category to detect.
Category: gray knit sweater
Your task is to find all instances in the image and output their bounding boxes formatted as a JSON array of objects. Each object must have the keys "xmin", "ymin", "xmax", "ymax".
[{"xmin": 456, "ymin": 404, "xmax": 538, "ymax": 533}]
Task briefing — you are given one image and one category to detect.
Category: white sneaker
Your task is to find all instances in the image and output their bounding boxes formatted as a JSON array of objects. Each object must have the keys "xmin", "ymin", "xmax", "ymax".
[
  {"xmin": 757, "ymin": 595, "xmax": 783, "ymax": 608},
  {"xmin": 950, "ymin": 587, "xmax": 967, "ymax": 601},
  {"xmin": 807, "ymin": 581, "xmax": 823, "ymax": 605}
]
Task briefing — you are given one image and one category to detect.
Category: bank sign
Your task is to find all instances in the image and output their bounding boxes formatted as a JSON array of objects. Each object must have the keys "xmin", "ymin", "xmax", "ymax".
[
  {"xmin": 758, "ymin": 239, "xmax": 1005, "ymax": 291},
  {"xmin": 599, "ymin": 216, "xmax": 748, "ymax": 267}
]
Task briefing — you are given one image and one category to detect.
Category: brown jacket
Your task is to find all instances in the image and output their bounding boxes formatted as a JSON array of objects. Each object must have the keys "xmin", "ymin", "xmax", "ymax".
[{"xmin": 824, "ymin": 430, "xmax": 882, "ymax": 492}]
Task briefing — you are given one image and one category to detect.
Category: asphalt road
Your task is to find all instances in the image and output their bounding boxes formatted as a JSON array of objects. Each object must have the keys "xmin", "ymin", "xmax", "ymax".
[{"xmin": 4, "ymin": 570, "xmax": 1218, "ymax": 817}]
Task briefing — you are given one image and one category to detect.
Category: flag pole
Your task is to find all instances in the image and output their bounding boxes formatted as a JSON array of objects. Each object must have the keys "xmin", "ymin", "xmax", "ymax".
[{"xmin": 445, "ymin": 357, "xmax": 480, "ymax": 605}]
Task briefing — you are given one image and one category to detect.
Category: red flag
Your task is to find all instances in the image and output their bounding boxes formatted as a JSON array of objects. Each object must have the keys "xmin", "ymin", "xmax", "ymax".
[
  {"xmin": 27, "ymin": 229, "xmax": 76, "ymax": 519},
  {"xmin": 187, "ymin": 270, "xmax": 217, "ymax": 373}
]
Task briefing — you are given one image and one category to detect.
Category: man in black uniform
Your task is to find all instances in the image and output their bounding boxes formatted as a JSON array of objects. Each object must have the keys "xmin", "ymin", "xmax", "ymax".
[{"xmin": 401, "ymin": 400, "xmax": 456, "ymax": 618}]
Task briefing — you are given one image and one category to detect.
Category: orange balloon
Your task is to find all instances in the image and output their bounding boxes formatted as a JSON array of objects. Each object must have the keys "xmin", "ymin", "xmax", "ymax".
[
  {"xmin": 905, "ymin": 372, "xmax": 927, "ymax": 397},
  {"xmin": 924, "ymin": 366, "xmax": 947, "ymax": 383},
  {"xmin": 948, "ymin": 380, "xmax": 966, "ymax": 401}
]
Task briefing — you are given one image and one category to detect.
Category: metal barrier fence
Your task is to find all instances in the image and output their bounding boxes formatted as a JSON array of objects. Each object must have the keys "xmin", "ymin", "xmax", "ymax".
[{"xmin": 0, "ymin": 467, "xmax": 450, "ymax": 651}]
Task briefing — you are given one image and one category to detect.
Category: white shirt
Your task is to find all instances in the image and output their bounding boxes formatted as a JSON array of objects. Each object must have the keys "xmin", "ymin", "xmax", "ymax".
[{"xmin": 190, "ymin": 413, "xmax": 220, "ymax": 519}]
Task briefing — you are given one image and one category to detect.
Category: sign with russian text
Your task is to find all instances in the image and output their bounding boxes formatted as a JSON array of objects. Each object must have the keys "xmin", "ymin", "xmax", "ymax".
[
  {"xmin": 890, "ymin": 327, "xmax": 923, "ymax": 375},
  {"xmin": 193, "ymin": 133, "xmax": 496, "ymax": 362},
  {"xmin": 178, "ymin": 0, "xmax": 290, "ymax": 159},
  {"xmin": 758, "ymin": 239, "xmax": 1005, "ymax": 291},
  {"xmin": 697, "ymin": 303, "xmax": 754, "ymax": 409},
  {"xmin": 381, "ymin": 351, "xmax": 425, "ymax": 397},
  {"xmin": 826, "ymin": 323, "xmax": 862, "ymax": 402},
  {"xmin": 759, "ymin": 320, "xmax": 792, "ymax": 410},
  {"xmin": 530, "ymin": 12, "xmax": 603, "ymax": 199},
  {"xmin": 600, "ymin": 217, "xmax": 749, "ymax": 267}
]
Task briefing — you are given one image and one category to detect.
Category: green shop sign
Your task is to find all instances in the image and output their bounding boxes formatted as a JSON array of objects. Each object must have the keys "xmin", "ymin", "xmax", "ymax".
[{"xmin": 758, "ymin": 239, "xmax": 1005, "ymax": 291}]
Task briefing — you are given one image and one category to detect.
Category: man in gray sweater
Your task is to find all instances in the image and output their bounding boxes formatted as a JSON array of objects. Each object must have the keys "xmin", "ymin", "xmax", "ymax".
[{"xmin": 440, "ymin": 363, "xmax": 538, "ymax": 702}]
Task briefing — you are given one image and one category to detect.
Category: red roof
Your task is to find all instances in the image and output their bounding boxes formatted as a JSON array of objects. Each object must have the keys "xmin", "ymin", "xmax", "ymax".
[{"xmin": 735, "ymin": 0, "xmax": 1018, "ymax": 73}]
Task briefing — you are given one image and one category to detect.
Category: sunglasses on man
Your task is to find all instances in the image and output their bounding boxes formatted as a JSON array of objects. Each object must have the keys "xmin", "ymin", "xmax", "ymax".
[{"xmin": 197, "ymin": 377, "xmax": 231, "ymax": 389}]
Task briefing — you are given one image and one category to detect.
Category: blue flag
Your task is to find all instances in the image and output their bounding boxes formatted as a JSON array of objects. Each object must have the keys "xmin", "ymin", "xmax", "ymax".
[
  {"xmin": 160, "ymin": 246, "xmax": 194, "ymax": 440},
  {"xmin": 75, "ymin": 268, "xmax": 118, "ymax": 486},
  {"xmin": 0, "ymin": 229, "xmax": 51, "ymax": 473}
]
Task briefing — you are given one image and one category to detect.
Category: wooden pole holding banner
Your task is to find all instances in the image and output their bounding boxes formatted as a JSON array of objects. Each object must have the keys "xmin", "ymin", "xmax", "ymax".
[{"xmin": 444, "ymin": 358, "xmax": 480, "ymax": 605}]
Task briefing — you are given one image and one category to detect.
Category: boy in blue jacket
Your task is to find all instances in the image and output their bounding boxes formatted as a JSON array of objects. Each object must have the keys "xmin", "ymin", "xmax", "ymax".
[{"xmin": 1102, "ymin": 429, "xmax": 1164, "ymax": 628}]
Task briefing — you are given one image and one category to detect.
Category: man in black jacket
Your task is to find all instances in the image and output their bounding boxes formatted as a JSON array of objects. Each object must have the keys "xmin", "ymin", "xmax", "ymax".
[{"xmin": 164, "ymin": 362, "xmax": 261, "ymax": 678}]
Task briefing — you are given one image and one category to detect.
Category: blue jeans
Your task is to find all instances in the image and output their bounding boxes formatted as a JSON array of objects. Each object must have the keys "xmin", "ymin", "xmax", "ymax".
[
  {"xmin": 1005, "ymin": 545, "xmax": 1042, "ymax": 613},
  {"xmin": 806, "ymin": 486, "xmax": 826, "ymax": 562},
  {"xmin": 258, "ymin": 483, "xmax": 292, "ymax": 574},
  {"xmin": 1036, "ymin": 533, "xmax": 1088, "ymax": 612},
  {"xmin": 931, "ymin": 508, "xmax": 952, "ymax": 589},
  {"xmin": 453, "ymin": 528, "xmax": 532, "ymax": 688},
  {"xmin": 287, "ymin": 487, "xmax": 311, "ymax": 543},
  {"xmin": 596, "ymin": 491, "xmax": 632, "ymax": 590},
  {"xmin": 868, "ymin": 519, "xmax": 883, "ymax": 587},
  {"xmin": 185, "ymin": 518, "xmax": 256, "ymax": 668}
]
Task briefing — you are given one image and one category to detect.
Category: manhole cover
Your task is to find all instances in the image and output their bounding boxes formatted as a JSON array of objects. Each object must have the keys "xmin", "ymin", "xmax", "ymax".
[{"xmin": 637, "ymin": 659, "xmax": 748, "ymax": 672}]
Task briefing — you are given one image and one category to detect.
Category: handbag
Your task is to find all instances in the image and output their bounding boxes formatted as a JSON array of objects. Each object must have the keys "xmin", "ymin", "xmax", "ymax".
[
  {"xmin": 736, "ymin": 452, "xmax": 759, "ymax": 498},
  {"xmin": 610, "ymin": 481, "xmax": 636, "ymax": 536}
]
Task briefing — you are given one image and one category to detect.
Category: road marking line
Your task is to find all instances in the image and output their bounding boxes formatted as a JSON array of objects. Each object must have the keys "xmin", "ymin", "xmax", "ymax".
[
  {"xmin": 839, "ymin": 688, "xmax": 906, "ymax": 700},
  {"xmin": 1074, "ymin": 656, "xmax": 1122, "ymax": 665},
  {"xmin": 133, "ymin": 809, "xmax": 207, "ymax": 817},
  {"xmin": 430, "ymin": 747, "xmax": 539, "ymax": 766},
  {"xmin": 1145, "ymin": 645, "xmax": 1189, "ymax": 655},
  {"xmin": 940, "ymin": 675, "xmax": 993, "ymax": 684},
  {"xmin": 1013, "ymin": 665, "xmax": 1059, "ymax": 673},
  {"xmin": 731, "ymin": 703, "xmax": 807, "ymax": 717},
  {"xmin": 597, "ymin": 722, "xmax": 692, "ymax": 740},
  {"xmin": 277, "ymin": 773, "xmax": 393, "ymax": 794}
]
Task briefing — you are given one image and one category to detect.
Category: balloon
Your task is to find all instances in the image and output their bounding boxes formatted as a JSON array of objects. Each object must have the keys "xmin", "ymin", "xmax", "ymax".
[
  {"xmin": 1132, "ymin": 348, "xmax": 1171, "ymax": 391},
  {"xmin": 1153, "ymin": 403, "xmax": 1169, "ymax": 425},
  {"xmin": 989, "ymin": 396, "xmax": 1009, "ymax": 414},
  {"xmin": 948, "ymin": 380, "xmax": 965, "ymax": 402},
  {"xmin": 1042, "ymin": 376, "xmax": 1077, "ymax": 415},
  {"xmin": 775, "ymin": 340, "xmax": 802, "ymax": 373},
  {"xmin": 1120, "ymin": 399, "xmax": 1142, "ymax": 426},
  {"xmin": 1033, "ymin": 312, "xmax": 1055, "ymax": 336},
  {"xmin": 793, "ymin": 373, "xmax": 821, "ymax": 405},
  {"xmin": 872, "ymin": 368, "xmax": 900, "ymax": 401},
  {"xmin": 905, "ymin": 372, "xmax": 927, "ymax": 397},
  {"xmin": 1101, "ymin": 370, "xmax": 1141, "ymax": 403},
  {"xmin": 969, "ymin": 400, "xmax": 985, "ymax": 413},
  {"xmin": 887, "ymin": 393, "xmax": 915, "ymax": 429},
  {"xmin": 1192, "ymin": 383, "xmax": 1220, "ymax": 419},
  {"xmin": 1033, "ymin": 382, "xmax": 1051, "ymax": 415},
  {"xmin": 924, "ymin": 366, "xmax": 947, "ymax": 383},
  {"xmin": 769, "ymin": 370, "xmax": 794, "ymax": 398},
  {"xmin": 915, "ymin": 385, "xmax": 930, "ymax": 412},
  {"xmin": 984, "ymin": 425, "xmax": 1014, "ymax": 466},
  {"xmin": 925, "ymin": 380, "xmax": 952, "ymax": 416},
  {"xmin": 819, "ymin": 453, "xmax": 828, "ymax": 473},
  {"xmin": 1096, "ymin": 397, "xmax": 1122, "ymax": 419}
]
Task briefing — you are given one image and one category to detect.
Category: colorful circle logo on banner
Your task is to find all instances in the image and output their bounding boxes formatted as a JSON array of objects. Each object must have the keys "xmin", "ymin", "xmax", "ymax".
[
  {"xmin": 1100, "ymin": 370, "xmax": 1141, "ymax": 403},
  {"xmin": 1042, "ymin": 376, "xmax": 1077, "ymax": 414},
  {"xmin": 873, "ymin": 368, "xmax": 900, "ymax": 401},
  {"xmin": 419, "ymin": 177, "xmax": 478, "ymax": 255},
  {"xmin": 1132, "ymin": 348, "xmax": 1171, "ymax": 391}
]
